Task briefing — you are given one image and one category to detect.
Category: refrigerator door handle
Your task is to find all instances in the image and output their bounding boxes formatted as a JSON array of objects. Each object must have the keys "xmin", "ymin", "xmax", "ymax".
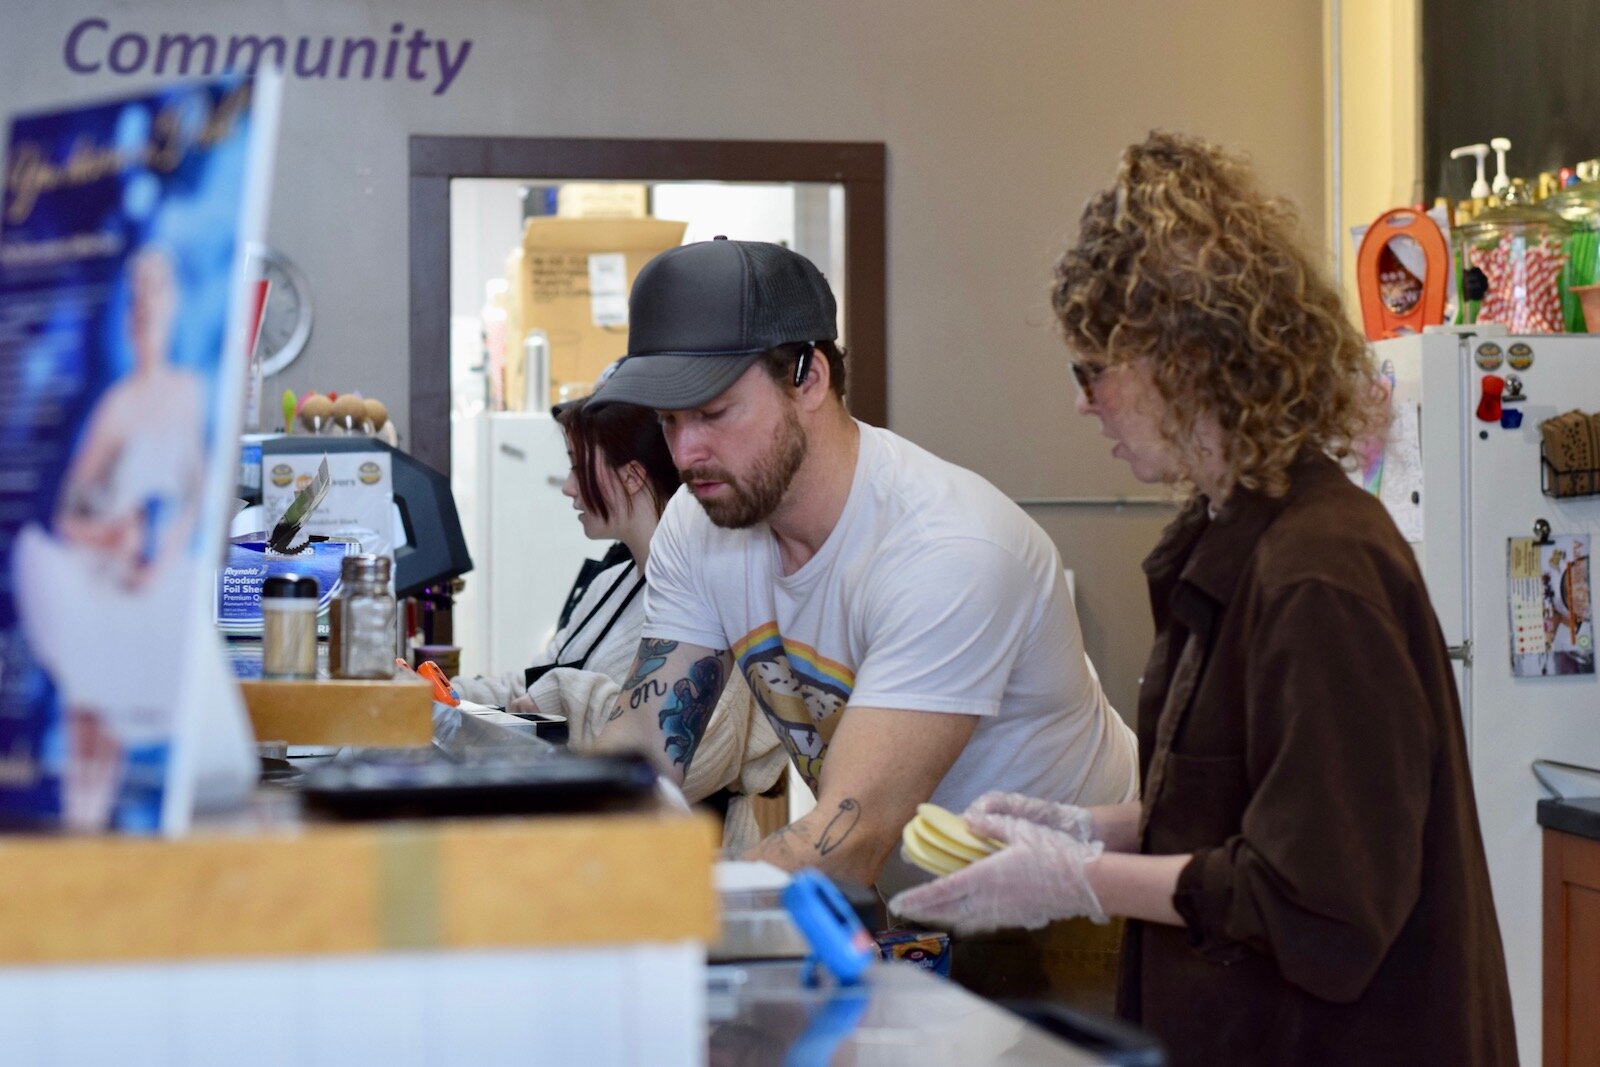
[{"xmin": 1447, "ymin": 640, "xmax": 1473, "ymax": 666}]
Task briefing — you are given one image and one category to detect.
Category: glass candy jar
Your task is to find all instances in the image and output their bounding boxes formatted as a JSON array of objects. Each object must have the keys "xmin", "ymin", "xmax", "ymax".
[{"xmin": 1454, "ymin": 179, "xmax": 1575, "ymax": 334}]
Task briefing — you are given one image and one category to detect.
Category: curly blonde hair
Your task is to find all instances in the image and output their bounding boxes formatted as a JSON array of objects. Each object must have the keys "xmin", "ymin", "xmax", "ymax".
[{"xmin": 1052, "ymin": 131, "xmax": 1386, "ymax": 498}]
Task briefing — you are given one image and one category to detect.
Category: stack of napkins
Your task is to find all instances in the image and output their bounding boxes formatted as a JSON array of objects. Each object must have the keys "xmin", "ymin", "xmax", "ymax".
[{"xmin": 900, "ymin": 803, "xmax": 1000, "ymax": 876}]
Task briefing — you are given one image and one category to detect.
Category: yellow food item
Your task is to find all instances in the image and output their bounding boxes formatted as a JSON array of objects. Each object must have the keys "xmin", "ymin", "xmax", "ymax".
[
  {"xmin": 915, "ymin": 803, "xmax": 1000, "ymax": 854},
  {"xmin": 900, "ymin": 822, "xmax": 966, "ymax": 877},
  {"xmin": 912, "ymin": 818, "xmax": 990, "ymax": 863},
  {"xmin": 898, "ymin": 803, "xmax": 1003, "ymax": 877}
]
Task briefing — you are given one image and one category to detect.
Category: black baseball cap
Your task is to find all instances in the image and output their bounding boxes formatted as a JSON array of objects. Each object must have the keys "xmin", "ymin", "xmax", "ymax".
[{"xmin": 586, "ymin": 237, "xmax": 838, "ymax": 411}]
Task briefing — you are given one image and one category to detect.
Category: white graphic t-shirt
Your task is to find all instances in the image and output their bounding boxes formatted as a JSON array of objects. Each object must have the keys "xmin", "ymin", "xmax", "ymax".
[{"xmin": 644, "ymin": 422, "xmax": 1139, "ymax": 889}]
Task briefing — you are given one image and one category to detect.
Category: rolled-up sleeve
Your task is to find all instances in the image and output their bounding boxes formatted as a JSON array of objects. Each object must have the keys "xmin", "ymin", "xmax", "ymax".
[{"xmin": 1171, "ymin": 579, "xmax": 1437, "ymax": 1003}]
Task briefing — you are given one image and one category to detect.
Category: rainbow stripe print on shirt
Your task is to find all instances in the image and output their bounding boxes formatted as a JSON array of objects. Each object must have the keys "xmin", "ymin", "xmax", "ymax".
[{"xmin": 733, "ymin": 622, "xmax": 855, "ymax": 789}]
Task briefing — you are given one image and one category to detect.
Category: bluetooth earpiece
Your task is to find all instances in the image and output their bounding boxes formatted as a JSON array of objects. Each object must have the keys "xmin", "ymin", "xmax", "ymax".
[{"xmin": 794, "ymin": 347, "xmax": 813, "ymax": 388}]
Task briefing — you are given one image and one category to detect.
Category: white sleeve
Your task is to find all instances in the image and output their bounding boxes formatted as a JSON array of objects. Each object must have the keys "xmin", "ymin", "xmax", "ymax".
[
  {"xmin": 529, "ymin": 667, "xmax": 622, "ymax": 748},
  {"xmin": 640, "ymin": 490, "xmax": 728, "ymax": 650},
  {"xmin": 848, "ymin": 537, "xmax": 1037, "ymax": 717},
  {"xmin": 452, "ymin": 669, "xmax": 527, "ymax": 708}
]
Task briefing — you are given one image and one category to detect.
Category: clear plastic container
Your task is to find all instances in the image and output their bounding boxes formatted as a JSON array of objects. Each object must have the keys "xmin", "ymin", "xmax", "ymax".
[
  {"xmin": 261, "ymin": 574, "xmax": 319, "ymax": 680},
  {"xmin": 1454, "ymin": 179, "xmax": 1575, "ymax": 334},
  {"xmin": 1539, "ymin": 161, "xmax": 1600, "ymax": 330}
]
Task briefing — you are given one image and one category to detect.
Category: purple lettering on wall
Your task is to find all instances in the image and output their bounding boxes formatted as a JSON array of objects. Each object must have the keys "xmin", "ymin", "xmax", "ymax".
[
  {"xmin": 224, "ymin": 35, "xmax": 287, "ymax": 75},
  {"xmin": 106, "ymin": 33, "xmax": 149, "ymax": 74},
  {"xmin": 293, "ymin": 37, "xmax": 332, "ymax": 79},
  {"xmin": 63, "ymin": 18, "xmax": 107, "ymax": 73},
  {"xmin": 339, "ymin": 37, "xmax": 376, "ymax": 81},
  {"xmin": 60, "ymin": 19, "xmax": 473, "ymax": 94},
  {"xmin": 382, "ymin": 22, "xmax": 402, "ymax": 80},
  {"xmin": 154, "ymin": 33, "xmax": 218, "ymax": 77},
  {"xmin": 436, "ymin": 40, "xmax": 471, "ymax": 95}
]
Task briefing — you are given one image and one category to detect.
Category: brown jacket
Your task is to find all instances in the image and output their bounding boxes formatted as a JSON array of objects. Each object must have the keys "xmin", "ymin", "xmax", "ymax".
[{"xmin": 1118, "ymin": 453, "xmax": 1517, "ymax": 1066}]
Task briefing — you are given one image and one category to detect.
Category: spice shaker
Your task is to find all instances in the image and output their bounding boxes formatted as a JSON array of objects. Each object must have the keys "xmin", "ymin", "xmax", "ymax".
[
  {"xmin": 261, "ymin": 575, "xmax": 319, "ymax": 680},
  {"xmin": 328, "ymin": 554, "xmax": 397, "ymax": 679}
]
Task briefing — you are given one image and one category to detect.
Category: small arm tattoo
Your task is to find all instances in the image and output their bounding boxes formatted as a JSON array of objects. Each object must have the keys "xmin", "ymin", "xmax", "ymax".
[
  {"xmin": 659, "ymin": 652, "xmax": 726, "ymax": 769},
  {"xmin": 623, "ymin": 639, "xmax": 678, "ymax": 691},
  {"xmin": 611, "ymin": 640, "xmax": 680, "ymax": 721},
  {"xmin": 816, "ymin": 798, "xmax": 861, "ymax": 856},
  {"xmin": 628, "ymin": 679, "xmax": 668, "ymax": 709}
]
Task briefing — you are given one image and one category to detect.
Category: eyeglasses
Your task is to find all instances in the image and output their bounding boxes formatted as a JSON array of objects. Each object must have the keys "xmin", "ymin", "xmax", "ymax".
[{"xmin": 1070, "ymin": 361, "xmax": 1108, "ymax": 404}]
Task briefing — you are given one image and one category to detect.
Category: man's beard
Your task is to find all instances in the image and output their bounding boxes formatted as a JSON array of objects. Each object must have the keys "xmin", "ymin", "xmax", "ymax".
[{"xmin": 681, "ymin": 405, "xmax": 807, "ymax": 528}]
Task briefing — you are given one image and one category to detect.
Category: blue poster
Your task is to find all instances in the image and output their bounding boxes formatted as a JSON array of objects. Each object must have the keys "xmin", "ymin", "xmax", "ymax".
[{"xmin": 0, "ymin": 78, "xmax": 273, "ymax": 831}]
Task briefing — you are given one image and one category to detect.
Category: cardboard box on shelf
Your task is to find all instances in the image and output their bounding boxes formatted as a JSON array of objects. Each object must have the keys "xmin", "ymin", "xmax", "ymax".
[
  {"xmin": 557, "ymin": 182, "xmax": 649, "ymax": 219},
  {"xmin": 518, "ymin": 217, "xmax": 687, "ymax": 408}
]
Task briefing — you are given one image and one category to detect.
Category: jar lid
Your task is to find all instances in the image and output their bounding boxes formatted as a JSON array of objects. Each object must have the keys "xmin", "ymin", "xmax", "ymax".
[
  {"xmin": 263, "ymin": 574, "xmax": 320, "ymax": 599},
  {"xmin": 339, "ymin": 554, "xmax": 391, "ymax": 582}
]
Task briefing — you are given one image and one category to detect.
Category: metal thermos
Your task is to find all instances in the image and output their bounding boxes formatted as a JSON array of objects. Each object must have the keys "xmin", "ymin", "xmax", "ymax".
[{"xmin": 523, "ymin": 330, "xmax": 550, "ymax": 412}]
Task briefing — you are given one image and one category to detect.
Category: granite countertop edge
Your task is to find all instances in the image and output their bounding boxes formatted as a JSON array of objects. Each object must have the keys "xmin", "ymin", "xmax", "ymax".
[{"xmin": 1537, "ymin": 796, "xmax": 1600, "ymax": 842}]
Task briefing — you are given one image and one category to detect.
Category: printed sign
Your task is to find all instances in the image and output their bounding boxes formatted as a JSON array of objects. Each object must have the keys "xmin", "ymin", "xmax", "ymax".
[
  {"xmin": 0, "ymin": 76, "xmax": 277, "ymax": 831},
  {"xmin": 587, "ymin": 252, "xmax": 629, "ymax": 327},
  {"xmin": 1508, "ymin": 534, "xmax": 1594, "ymax": 677},
  {"xmin": 259, "ymin": 449, "xmax": 394, "ymax": 559},
  {"xmin": 216, "ymin": 538, "xmax": 355, "ymax": 636}
]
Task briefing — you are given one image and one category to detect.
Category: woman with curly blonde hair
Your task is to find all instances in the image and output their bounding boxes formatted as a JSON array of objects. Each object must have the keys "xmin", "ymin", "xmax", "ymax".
[{"xmin": 893, "ymin": 132, "xmax": 1517, "ymax": 1066}]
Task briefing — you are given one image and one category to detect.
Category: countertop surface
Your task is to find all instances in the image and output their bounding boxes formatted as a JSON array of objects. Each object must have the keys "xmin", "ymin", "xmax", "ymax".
[
  {"xmin": 1536, "ymin": 796, "xmax": 1600, "ymax": 842},
  {"xmin": 707, "ymin": 959, "xmax": 1160, "ymax": 1066}
]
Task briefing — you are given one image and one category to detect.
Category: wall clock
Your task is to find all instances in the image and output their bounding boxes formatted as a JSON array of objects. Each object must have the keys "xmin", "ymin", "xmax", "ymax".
[{"xmin": 249, "ymin": 242, "xmax": 313, "ymax": 376}]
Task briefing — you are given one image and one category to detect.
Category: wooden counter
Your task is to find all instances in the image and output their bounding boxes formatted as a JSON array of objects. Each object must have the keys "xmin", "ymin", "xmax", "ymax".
[
  {"xmin": 1540, "ymin": 798, "xmax": 1600, "ymax": 1067},
  {"xmin": 239, "ymin": 676, "xmax": 436, "ymax": 747},
  {"xmin": 0, "ymin": 809, "xmax": 719, "ymax": 965}
]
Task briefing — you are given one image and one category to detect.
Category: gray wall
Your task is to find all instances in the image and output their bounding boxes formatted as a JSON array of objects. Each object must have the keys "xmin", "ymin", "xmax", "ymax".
[{"xmin": 0, "ymin": 1, "xmax": 1327, "ymax": 719}]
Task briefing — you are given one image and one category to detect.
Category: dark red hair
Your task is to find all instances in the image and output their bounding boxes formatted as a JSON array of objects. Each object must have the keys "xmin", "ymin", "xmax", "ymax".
[{"xmin": 558, "ymin": 398, "xmax": 679, "ymax": 523}]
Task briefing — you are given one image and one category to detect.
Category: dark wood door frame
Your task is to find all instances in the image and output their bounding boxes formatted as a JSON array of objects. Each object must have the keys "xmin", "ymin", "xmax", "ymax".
[{"xmin": 408, "ymin": 135, "xmax": 887, "ymax": 476}]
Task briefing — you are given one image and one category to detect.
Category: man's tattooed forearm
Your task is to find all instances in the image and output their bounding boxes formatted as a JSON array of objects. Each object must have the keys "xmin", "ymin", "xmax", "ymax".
[
  {"xmin": 658, "ymin": 652, "xmax": 726, "ymax": 769},
  {"xmin": 613, "ymin": 639, "xmax": 676, "ymax": 720},
  {"xmin": 764, "ymin": 821, "xmax": 814, "ymax": 852},
  {"xmin": 816, "ymin": 798, "xmax": 861, "ymax": 856},
  {"xmin": 629, "ymin": 679, "xmax": 668, "ymax": 709},
  {"xmin": 622, "ymin": 639, "xmax": 678, "ymax": 691}
]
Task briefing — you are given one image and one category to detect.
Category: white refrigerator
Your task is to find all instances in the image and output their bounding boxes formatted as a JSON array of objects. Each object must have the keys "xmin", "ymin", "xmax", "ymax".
[
  {"xmin": 451, "ymin": 411, "xmax": 596, "ymax": 679},
  {"xmin": 1377, "ymin": 329, "xmax": 1600, "ymax": 1064}
]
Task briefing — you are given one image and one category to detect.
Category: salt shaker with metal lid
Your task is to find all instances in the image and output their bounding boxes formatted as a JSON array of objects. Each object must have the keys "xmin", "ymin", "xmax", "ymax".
[{"xmin": 329, "ymin": 554, "xmax": 396, "ymax": 679}]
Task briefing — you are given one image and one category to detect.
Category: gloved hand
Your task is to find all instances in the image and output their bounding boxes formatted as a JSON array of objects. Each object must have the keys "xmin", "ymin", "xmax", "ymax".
[
  {"xmin": 888, "ymin": 812, "xmax": 1107, "ymax": 935},
  {"xmin": 965, "ymin": 790, "xmax": 1097, "ymax": 843}
]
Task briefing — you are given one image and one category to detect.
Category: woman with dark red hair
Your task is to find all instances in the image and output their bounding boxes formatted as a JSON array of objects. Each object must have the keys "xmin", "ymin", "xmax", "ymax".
[{"xmin": 456, "ymin": 397, "xmax": 784, "ymax": 850}]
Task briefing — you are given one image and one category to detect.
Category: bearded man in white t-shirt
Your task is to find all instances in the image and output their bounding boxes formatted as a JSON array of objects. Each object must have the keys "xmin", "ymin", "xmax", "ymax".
[{"xmin": 589, "ymin": 237, "xmax": 1137, "ymax": 894}]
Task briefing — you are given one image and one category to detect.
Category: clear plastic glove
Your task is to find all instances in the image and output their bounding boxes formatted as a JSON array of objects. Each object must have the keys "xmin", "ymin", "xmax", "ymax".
[
  {"xmin": 965, "ymin": 790, "xmax": 1096, "ymax": 843},
  {"xmin": 888, "ymin": 812, "xmax": 1107, "ymax": 935}
]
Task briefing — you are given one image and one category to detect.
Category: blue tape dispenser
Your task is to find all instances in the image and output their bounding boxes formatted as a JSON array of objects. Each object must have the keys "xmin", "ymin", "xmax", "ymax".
[{"xmin": 781, "ymin": 868, "xmax": 878, "ymax": 986}]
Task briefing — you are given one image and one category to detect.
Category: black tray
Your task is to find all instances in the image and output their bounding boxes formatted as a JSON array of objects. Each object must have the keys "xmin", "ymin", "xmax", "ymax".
[{"xmin": 301, "ymin": 752, "xmax": 657, "ymax": 821}]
